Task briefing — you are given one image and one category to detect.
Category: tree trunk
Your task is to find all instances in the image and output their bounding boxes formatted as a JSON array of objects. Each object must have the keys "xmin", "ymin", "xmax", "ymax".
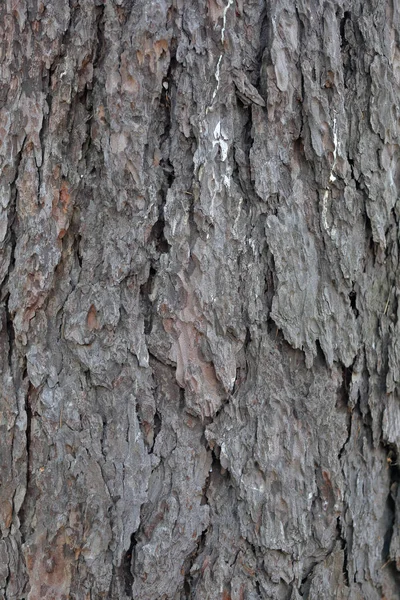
[{"xmin": 1, "ymin": 0, "xmax": 399, "ymax": 598}]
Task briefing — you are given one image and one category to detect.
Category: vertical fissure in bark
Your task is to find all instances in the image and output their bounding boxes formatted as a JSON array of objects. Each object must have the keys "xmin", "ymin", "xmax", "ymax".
[
  {"xmin": 154, "ymin": 56, "xmax": 178, "ymax": 256},
  {"xmin": 179, "ymin": 385, "xmax": 186, "ymax": 412},
  {"xmin": 337, "ymin": 359, "xmax": 355, "ymax": 590},
  {"xmin": 150, "ymin": 204, "xmax": 171, "ymax": 256},
  {"xmin": 4, "ymin": 135, "xmax": 25, "ymax": 296},
  {"xmin": 254, "ymin": 578, "xmax": 262, "ymax": 598},
  {"xmin": 38, "ymin": 78, "xmax": 50, "ymax": 192},
  {"xmin": 182, "ymin": 517, "xmax": 209, "ymax": 597},
  {"xmin": 336, "ymin": 515, "xmax": 350, "ymax": 587},
  {"xmin": 19, "ymin": 377, "xmax": 33, "ymax": 531},
  {"xmin": 93, "ymin": 4, "xmax": 106, "ymax": 74},
  {"xmin": 364, "ymin": 212, "xmax": 376, "ymax": 258},
  {"xmin": 242, "ymin": 105, "xmax": 258, "ymax": 204},
  {"xmin": 5, "ymin": 297, "xmax": 15, "ymax": 372},
  {"xmin": 263, "ymin": 251, "xmax": 276, "ymax": 316},
  {"xmin": 16, "ymin": 367, "xmax": 35, "ymax": 566},
  {"xmin": 258, "ymin": 5, "xmax": 269, "ymax": 65},
  {"xmin": 140, "ymin": 266, "xmax": 156, "ymax": 336},
  {"xmin": 348, "ymin": 286, "xmax": 359, "ymax": 318},
  {"xmin": 121, "ymin": 531, "xmax": 137, "ymax": 597},
  {"xmin": 149, "ymin": 410, "xmax": 162, "ymax": 453},
  {"xmin": 339, "ymin": 11, "xmax": 351, "ymax": 50},
  {"xmin": 100, "ymin": 416, "xmax": 107, "ymax": 463}
]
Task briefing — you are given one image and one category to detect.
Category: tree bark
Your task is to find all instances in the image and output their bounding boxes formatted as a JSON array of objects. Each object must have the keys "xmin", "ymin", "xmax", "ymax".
[{"xmin": 1, "ymin": 0, "xmax": 400, "ymax": 598}]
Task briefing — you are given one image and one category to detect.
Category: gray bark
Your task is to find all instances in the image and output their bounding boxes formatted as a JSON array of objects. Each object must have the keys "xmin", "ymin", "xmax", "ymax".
[{"xmin": 0, "ymin": 0, "xmax": 399, "ymax": 598}]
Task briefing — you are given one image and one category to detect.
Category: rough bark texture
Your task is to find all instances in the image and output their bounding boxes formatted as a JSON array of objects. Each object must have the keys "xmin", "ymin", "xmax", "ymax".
[{"xmin": 1, "ymin": 0, "xmax": 400, "ymax": 598}]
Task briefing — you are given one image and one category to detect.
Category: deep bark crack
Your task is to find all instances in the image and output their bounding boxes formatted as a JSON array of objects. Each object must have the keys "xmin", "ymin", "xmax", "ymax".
[{"xmin": 121, "ymin": 531, "xmax": 137, "ymax": 597}]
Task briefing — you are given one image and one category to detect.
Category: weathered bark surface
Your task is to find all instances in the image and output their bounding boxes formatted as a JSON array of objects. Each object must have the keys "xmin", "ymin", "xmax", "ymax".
[{"xmin": 1, "ymin": 0, "xmax": 400, "ymax": 598}]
